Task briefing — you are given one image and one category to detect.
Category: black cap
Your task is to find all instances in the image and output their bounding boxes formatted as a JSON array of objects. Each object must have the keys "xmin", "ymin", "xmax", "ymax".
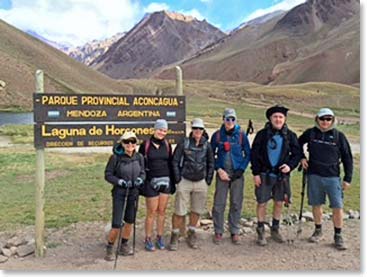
[{"xmin": 266, "ymin": 105, "xmax": 289, "ymax": 119}]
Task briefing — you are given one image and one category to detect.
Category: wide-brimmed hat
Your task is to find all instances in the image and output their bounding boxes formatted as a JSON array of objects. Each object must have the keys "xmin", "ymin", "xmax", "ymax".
[
  {"xmin": 191, "ymin": 118, "xmax": 205, "ymax": 129},
  {"xmin": 119, "ymin": 131, "xmax": 137, "ymax": 142},
  {"xmin": 266, "ymin": 105, "xmax": 289, "ymax": 119}
]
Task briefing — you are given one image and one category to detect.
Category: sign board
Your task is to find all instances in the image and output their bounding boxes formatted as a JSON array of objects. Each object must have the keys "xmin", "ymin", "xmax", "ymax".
[
  {"xmin": 34, "ymin": 122, "xmax": 186, "ymax": 148},
  {"xmin": 33, "ymin": 93, "xmax": 186, "ymax": 148},
  {"xmin": 33, "ymin": 94, "xmax": 185, "ymax": 122}
]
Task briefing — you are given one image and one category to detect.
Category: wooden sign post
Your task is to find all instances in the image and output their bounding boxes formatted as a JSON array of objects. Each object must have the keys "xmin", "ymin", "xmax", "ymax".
[{"xmin": 33, "ymin": 71, "xmax": 186, "ymax": 257}]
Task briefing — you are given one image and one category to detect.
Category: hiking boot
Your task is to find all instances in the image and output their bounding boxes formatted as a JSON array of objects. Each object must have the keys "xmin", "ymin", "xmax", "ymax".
[
  {"xmin": 187, "ymin": 229, "xmax": 198, "ymax": 249},
  {"xmin": 104, "ymin": 244, "xmax": 114, "ymax": 261},
  {"xmin": 334, "ymin": 234, "xmax": 347, "ymax": 250},
  {"xmin": 144, "ymin": 237, "xmax": 156, "ymax": 252},
  {"xmin": 118, "ymin": 241, "xmax": 133, "ymax": 256},
  {"xmin": 271, "ymin": 227, "xmax": 285, "ymax": 243},
  {"xmin": 308, "ymin": 228, "xmax": 323, "ymax": 243},
  {"xmin": 256, "ymin": 226, "xmax": 267, "ymax": 246},
  {"xmin": 156, "ymin": 235, "xmax": 165, "ymax": 250},
  {"xmin": 231, "ymin": 234, "xmax": 240, "ymax": 245},
  {"xmin": 169, "ymin": 231, "xmax": 179, "ymax": 251},
  {"xmin": 213, "ymin": 233, "xmax": 223, "ymax": 244}
]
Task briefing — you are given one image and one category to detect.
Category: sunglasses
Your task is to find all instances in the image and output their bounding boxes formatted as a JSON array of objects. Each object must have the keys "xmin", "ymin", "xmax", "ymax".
[
  {"xmin": 192, "ymin": 127, "xmax": 204, "ymax": 130},
  {"xmin": 122, "ymin": 139, "xmax": 137, "ymax": 144},
  {"xmin": 225, "ymin": 117, "xmax": 236, "ymax": 122},
  {"xmin": 318, "ymin": 116, "xmax": 333, "ymax": 122}
]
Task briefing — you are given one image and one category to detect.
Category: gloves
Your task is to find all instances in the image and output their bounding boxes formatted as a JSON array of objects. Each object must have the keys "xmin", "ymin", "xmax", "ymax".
[
  {"xmin": 117, "ymin": 179, "xmax": 132, "ymax": 188},
  {"xmin": 134, "ymin": 177, "xmax": 144, "ymax": 188},
  {"xmin": 232, "ymin": 169, "xmax": 244, "ymax": 180}
]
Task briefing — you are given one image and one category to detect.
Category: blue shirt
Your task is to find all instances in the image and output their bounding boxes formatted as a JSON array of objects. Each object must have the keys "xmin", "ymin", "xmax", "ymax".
[{"xmin": 267, "ymin": 134, "xmax": 283, "ymax": 168}]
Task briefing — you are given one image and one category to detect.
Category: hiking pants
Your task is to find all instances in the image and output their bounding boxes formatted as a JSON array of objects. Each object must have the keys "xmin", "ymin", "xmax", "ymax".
[{"xmin": 212, "ymin": 174, "xmax": 244, "ymax": 235}]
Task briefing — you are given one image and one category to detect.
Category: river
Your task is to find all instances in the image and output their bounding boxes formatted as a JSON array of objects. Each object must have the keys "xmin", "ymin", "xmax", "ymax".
[{"xmin": 0, "ymin": 112, "xmax": 33, "ymax": 125}]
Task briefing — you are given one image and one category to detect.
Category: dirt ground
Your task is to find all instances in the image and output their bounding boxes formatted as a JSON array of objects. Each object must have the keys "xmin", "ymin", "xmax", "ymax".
[{"xmin": 0, "ymin": 218, "xmax": 360, "ymax": 271}]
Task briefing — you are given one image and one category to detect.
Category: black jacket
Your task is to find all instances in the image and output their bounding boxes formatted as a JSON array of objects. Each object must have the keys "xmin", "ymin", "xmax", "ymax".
[
  {"xmin": 104, "ymin": 143, "xmax": 146, "ymax": 188},
  {"xmin": 298, "ymin": 127, "xmax": 353, "ymax": 182},
  {"xmin": 251, "ymin": 123, "xmax": 302, "ymax": 176},
  {"xmin": 172, "ymin": 136, "xmax": 215, "ymax": 185}
]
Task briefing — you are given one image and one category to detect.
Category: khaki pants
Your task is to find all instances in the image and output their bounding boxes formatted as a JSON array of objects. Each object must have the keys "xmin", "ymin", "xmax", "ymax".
[{"xmin": 174, "ymin": 178, "xmax": 208, "ymax": 216}]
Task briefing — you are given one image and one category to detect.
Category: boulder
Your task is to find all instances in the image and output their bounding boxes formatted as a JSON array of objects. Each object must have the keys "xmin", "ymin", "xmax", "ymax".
[
  {"xmin": 302, "ymin": 212, "xmax": 314, "ymax": 221},
  {"xmin": 17, "ymin": 243, "xmax": 35, "ymax": 257},
  {"xmin": 1, "ymin": 248, "xmax": 12, "ymax": 258},
  {"xmin": 200, "ymin": 219, "xmax": 213, "ymax": 226},
  {"xmin": 6, "ymin": 236, "xmax": 26, "ymax": 247},
  {"xmin": 0, "ymin": 80, "xmax": 6, "ymax": 88},
  {"xmin": 0, "ymin": 255, "xmax": 8, "ymax": 263}
]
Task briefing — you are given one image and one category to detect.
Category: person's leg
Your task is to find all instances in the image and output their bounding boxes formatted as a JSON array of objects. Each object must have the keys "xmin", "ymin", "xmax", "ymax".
[
  {"xmin": 228, "ymin": 176, "xmax": 244, "ymax": 244},
  {"xmin": 307, "ymin": 174, "xmax": 326, "ymax": 243},
  {"xmin": 155, "ymin": 193, "xmax": 169, "ymax": 249},
  {"xmin": 157, "ymin": 193, "xmax": 170, "ymax": 236},
  {"xmin": 270, "ymin": 200, "xmax": 285, "ymax": 243},
  {"xmin": 145, "ymin": 196, "xmax": 159, "ymax": 251},
  {"xmin": 326, "ymin": 177, "xmax": 346, "ymax": 250},
  {"xmin": 255, "ymin": 173, "xmax": 272, "ymax": 246},
  {"xmin": 212, "ymin": 175, "xmax": 229, "ymax": 243}
]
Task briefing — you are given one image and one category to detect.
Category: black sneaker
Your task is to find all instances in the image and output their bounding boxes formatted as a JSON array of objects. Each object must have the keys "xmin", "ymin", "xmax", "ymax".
[
  {"xmin": 308, "ymin": 228, "xmax": 323, "ymax": 243},
  {"xmin": 334, "ymin": 234, "xmax": 347, "ymax": 250}
]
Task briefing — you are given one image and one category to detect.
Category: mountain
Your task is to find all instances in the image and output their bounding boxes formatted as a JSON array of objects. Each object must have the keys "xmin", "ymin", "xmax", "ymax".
[
  {"xmin": 67, "ymin": 32, "xmax": 125, "ymax": 66},
  {"xmin": 157, "ymin": 0, "xmax": 359, "ymax": 85},
  {"xmin": 0, "ymin": 19, "xmax": 128, "ymax": 110},
  {"xmin": 231, "ymin": 10, "xmax": 286, "ymax": 32},
  {"xmin": 91, "ymin": 10, "xmax": 225, "ymax": 79},
  {"xmin": 26, "ymin": 30, "xmax": 72, "ymax": 53}
]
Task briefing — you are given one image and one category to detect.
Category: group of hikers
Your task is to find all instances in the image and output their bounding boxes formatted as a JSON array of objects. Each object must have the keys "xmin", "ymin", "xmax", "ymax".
[{"xmin": 104, "ymin": 105, "xmax": 353, "ymax": 261}]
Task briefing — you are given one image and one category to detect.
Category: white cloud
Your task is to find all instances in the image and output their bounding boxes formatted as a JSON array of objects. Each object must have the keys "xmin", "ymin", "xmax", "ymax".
[
  {"xmin": 243, "ymin": 0, "xmax": 306, "ymax": 22},
  {"xmin": 0, "ymin": 0, "xmax": 142, "ymax": 46},
  {"xmin": 178, "ymin": 9, "xmax": 205, "ymax": 20},
  {"xmin": 143, "ymin": 2, "xmax": 170, "ymax": 13}
]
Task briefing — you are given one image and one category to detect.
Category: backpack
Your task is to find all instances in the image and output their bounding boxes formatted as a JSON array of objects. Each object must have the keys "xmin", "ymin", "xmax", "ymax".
[{"xmin": 215, "ymin": 129, "xmax": 245, "ymax": 146}]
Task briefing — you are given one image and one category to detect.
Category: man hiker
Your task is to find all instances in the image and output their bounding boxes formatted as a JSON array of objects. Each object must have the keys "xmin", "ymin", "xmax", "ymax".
[
  {"xmin": 251, "ymin": 105, "xmax": 301, "ymax": 246},
  {"xmin": 211, "ymin": 108, "xmax": 251, "ymax": 245},
  {"xmin": 169, "ymin": 118, "xmax": 215, "ymax": 250},
  {"xmin": 298, "ymin": 108, "xmax": 353, "ymax": 250}
]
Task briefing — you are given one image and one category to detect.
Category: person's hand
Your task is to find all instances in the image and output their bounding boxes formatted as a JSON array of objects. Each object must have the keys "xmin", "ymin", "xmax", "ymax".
[
  {"xmin": 117, "ymin": 179, "xmax": 127, "ymax": 188},
  {"xmin": 301, "ymin": 159, "xmax": 309, "ymax": 170},
  {"xmin": 342, "ymin": 181, "xmax": 351, "ymax": 191},
  {"xmin": 134, "ymin": 177, "xmax": 144, "ymax": 188},
  {"xmin": 254, "ymin": 175, "xmax": 261, "ymax": 187},
  {"xmin": 217, "ymin": 169, "xmax": 230, "ymax": 182},
  {"xmin": 279, "ymin": 164, "xmax": 290, "ymax": 174}
]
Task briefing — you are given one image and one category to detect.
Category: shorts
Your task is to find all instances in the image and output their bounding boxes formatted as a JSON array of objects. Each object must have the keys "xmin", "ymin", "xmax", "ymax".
[
  {"xmin": 307, "ymin": 174, "xmax": 343, "ymax": 208},
  {"xmin": 174, "ymin": 178, "xmax": 208, "ymax": 216},
  {"xmin": 140, "ymin": 177, "xmax": 171, "ymax": 198},
  {"xmin": 255, "ymin": 173, "xmax": 291, "ymax": 204},
  {"xmin": 111, "ymin": 186, "xmax": 139, "ymax": 227}
]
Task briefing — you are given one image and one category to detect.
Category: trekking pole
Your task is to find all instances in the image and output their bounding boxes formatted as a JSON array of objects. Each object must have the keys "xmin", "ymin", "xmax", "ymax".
[
  {"xmin": 114, "ymin": 186, "xmax": 130, "ymax": 270},
  {"xmin": 133, "ymin": 193, "xmax": 139, "ymax": 256},
  {"xmin": 296, "ymin": 165, "xmax": 307, "ymax": 238}
]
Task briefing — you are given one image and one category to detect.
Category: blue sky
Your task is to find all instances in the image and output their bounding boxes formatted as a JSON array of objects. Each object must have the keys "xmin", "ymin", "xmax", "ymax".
[{"xmin": 0, "ymin": 0, "xmax": 305, "ymax": 46}]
